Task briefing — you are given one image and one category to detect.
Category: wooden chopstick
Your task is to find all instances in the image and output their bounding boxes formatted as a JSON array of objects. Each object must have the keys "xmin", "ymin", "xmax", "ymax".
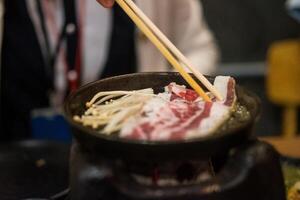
[
  {"xmin": 115, "ymin": 0, "xmax": 211, "ymax": 102},
  {"xmin": 123, "ymin": 0, "xmax": 223, "ymax": 101}
]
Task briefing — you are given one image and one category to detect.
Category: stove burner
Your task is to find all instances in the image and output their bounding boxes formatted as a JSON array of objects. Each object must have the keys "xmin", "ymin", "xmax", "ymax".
[
  {"xmin": 69, "ymin": 140, "xmax": 286, "ymax": 200},
  {"xmin": 113, "ymin": 158, "xmax": 214, "ymax": 187}
]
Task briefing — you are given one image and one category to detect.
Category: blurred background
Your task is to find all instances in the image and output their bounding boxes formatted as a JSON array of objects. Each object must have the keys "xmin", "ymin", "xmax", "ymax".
[{"xmin": 201, "ymin": 0, "xmax": 300, "ymax": 136}]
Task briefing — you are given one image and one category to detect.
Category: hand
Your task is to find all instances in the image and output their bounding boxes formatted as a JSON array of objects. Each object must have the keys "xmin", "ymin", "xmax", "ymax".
[{"xmin": 96, "ymin": 0, "xmax": 115, "ymax": 8}]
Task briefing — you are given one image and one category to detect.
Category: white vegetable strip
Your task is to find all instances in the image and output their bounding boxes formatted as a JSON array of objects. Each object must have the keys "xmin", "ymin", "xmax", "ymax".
[{"xmin": 74, "ymin": 76, "xmax": 237, "ymax": 140}]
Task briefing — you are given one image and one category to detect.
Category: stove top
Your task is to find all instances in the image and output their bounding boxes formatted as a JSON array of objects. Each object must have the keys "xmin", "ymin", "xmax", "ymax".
[
  {"xmin": 68, "ymin": 139, "xmax": 286, "ymax": 200},
  {"xmin": 1, "ymin": 140, "xmax": 285, "ymax": 200}
]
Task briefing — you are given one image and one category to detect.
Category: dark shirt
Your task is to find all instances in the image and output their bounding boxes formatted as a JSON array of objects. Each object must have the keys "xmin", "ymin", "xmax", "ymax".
[{"xmin": 101, "ymin": 4, "xmax": 136, "ymax": 78}]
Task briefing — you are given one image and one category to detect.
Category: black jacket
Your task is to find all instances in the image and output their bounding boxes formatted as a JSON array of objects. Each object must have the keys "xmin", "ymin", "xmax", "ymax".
[{"xmin": 1, "ymin": 0, "xmax": 50, "ymax": 140}]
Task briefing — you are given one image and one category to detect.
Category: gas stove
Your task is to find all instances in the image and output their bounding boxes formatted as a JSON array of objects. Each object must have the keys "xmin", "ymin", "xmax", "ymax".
[
  {"xmin": 67, "ymin": 139, "xmax": 286, "ymax": 200},
  {"xmin": 61, "ymin": 73, "xmax": 285, "ymax": 200}
]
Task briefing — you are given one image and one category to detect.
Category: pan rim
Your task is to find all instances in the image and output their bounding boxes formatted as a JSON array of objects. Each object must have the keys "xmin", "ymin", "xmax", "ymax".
[{"xmin": 64, "ymin": 72, "xmax": 260, "ymax": 147}]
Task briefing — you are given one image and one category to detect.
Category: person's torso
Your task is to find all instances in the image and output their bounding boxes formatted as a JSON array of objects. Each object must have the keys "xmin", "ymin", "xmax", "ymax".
[{"xmin": 0, "ymin": 0, "xmax": 138, "ymax": 139}]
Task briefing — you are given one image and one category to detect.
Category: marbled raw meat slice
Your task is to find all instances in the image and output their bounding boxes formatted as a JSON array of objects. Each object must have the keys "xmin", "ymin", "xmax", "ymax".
[{"xmin": 120, "ymin": 76, "xmax": 236, "ymax": 141}]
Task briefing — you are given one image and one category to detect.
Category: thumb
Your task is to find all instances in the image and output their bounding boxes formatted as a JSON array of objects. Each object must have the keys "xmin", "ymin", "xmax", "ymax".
[{"xmin": 96, "ymin": 0, "xmax": 115, "ymax": 8}]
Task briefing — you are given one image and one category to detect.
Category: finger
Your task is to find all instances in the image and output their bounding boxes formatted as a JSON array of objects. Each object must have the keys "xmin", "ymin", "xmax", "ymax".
[{"xmin": 96, "ymin": 0, "xmax": 115, "ymax": 8}]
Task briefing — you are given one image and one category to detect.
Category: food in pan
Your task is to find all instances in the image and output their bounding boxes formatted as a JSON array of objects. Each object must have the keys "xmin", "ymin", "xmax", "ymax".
[{"xmin": 74, "ymin": 76, "xmax": 250, "ymax": 141}]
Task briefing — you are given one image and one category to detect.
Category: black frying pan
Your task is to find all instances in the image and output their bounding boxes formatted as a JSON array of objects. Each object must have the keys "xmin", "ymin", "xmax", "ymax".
[
  {"xmin": 0, "ymin": 140, "xmax": 69, "ymax": 200},
  {"xmin": 64, "ymin": 72, "xmax": 260, "ymax": 161}
]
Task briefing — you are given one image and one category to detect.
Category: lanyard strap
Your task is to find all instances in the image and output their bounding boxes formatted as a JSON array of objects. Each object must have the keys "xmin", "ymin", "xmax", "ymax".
[
  {"xmin": 63, "ymin": 0, "xmax": 82, "ymax": 91},
  {"xmin": 36, "ymin": 0, "xmax": 54, "ymax": 88},
  {"xmin": 36, "ymin": 0, "xmax": 82, "ymax": 92}
]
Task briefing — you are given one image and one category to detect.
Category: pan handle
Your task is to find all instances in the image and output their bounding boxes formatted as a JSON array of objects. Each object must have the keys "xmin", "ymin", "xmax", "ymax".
[{"xmin": 50, "ymin": 189, "xmax": 70, "ymax": 200}]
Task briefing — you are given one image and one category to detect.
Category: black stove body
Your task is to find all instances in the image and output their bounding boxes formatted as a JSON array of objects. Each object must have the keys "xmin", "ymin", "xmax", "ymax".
[{"xmin": 69, "ymin": 140, "xmax": 286, "ymax": 200}]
